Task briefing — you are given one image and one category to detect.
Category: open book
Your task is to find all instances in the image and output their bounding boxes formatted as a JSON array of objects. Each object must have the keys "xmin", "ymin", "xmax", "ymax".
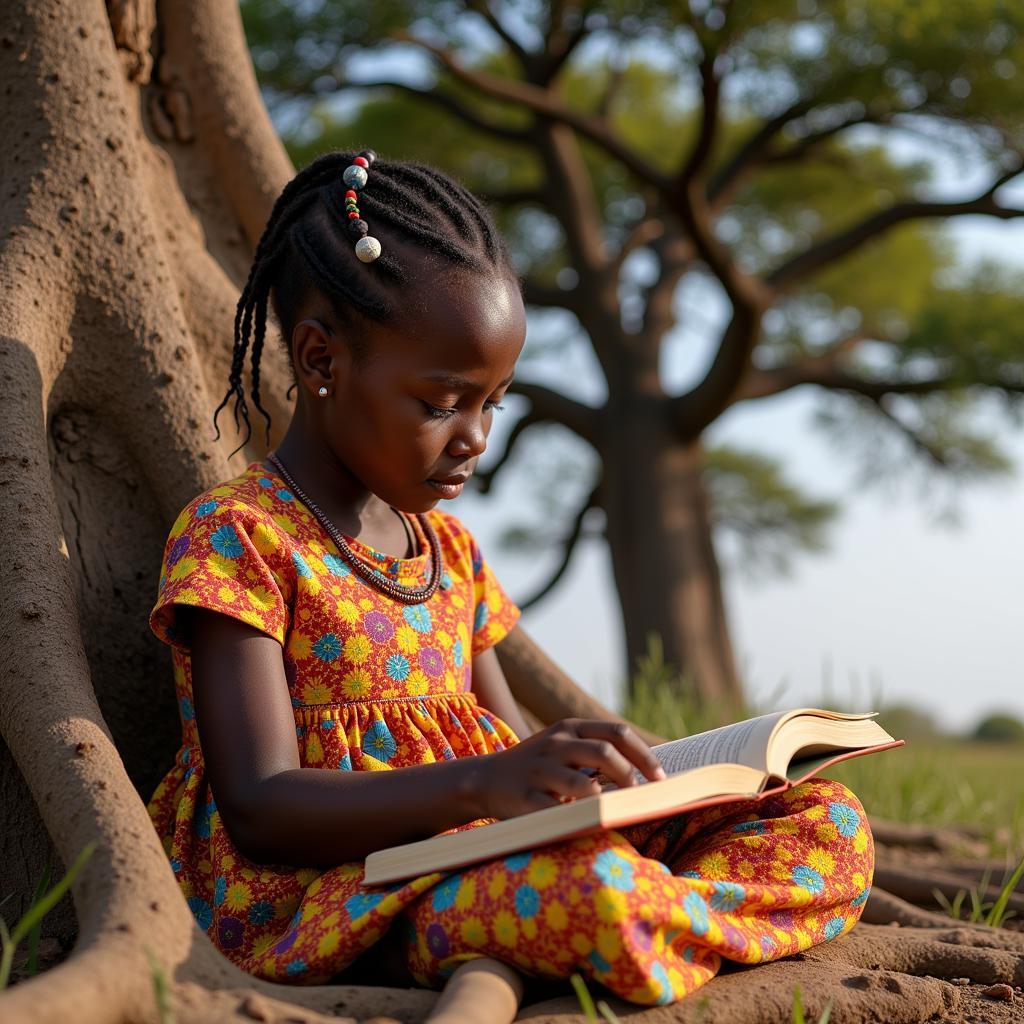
[{"xmin": 361, "ymin": 708, "xmax": 902, "ymax": 886}]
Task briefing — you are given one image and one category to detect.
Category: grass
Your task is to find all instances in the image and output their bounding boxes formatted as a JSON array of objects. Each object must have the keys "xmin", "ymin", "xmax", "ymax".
[
  {"xmin": 570, "ymin": 973, "xmax": 622, "ymax": 1023},
  {"xmin": 0, "ymin": 842, "xmax": 95, "ymax": 990},
  {"xmin": 145, "ymin": 945, "xmax": 175, "ymax": 1024},
  {"xmin": 571, "ymin": 973, "xmax": 833, "ymax": 1022},
  {"xmin": 791, "ymin": 984, "xmax": 832, "ymax": 1024},
  {"xmin": 930, "ymin": 851, "xmax": 1024, "ymax": 928}
]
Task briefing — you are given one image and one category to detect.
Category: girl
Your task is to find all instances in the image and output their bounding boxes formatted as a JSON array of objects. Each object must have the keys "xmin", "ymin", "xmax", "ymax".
[{"xmin": 146, "ymin": 150, "xmax": 874, "ymax": 1007}]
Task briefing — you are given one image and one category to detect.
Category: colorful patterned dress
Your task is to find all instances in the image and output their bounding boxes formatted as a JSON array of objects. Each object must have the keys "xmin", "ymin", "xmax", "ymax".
[{"xmin": 146, "ymin": 461, "xmax": 874, "ymax": 1006}]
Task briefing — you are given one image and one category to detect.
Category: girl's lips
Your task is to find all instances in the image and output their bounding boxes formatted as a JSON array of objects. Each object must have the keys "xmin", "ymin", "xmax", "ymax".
[{"xmin": 426, "ymin": 477, "xmax": 466, "ymax": 498}]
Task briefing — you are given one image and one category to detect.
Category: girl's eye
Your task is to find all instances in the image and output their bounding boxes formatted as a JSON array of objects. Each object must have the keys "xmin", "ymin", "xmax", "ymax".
[
  {"xmin": 422, "ymin": 400, "xmax": 505, "ymax": 419},
  {"xmin": 423, "ymin": 403, "xmax": 457, "ymax": 420}
]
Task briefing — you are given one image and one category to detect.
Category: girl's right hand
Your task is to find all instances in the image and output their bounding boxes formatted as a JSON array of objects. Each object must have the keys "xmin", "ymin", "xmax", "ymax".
[{"xmin": 473, "ymin": 719, "xmax": 667, "ymax": 820}]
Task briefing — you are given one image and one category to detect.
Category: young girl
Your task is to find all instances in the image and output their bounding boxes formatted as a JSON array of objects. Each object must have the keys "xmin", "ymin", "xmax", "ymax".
[{"xmin": 146, "ymin": 150, "xmax": 874, "ymax": 1007}]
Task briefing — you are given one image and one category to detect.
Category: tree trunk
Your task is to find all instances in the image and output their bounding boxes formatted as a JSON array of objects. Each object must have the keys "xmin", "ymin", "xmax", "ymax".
[{"xmin": 603, "ymin": 408, "xmax": 741, "ymax": 716}]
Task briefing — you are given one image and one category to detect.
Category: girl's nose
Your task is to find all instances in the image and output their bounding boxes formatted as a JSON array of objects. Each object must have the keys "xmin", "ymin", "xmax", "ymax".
[{"xmin": 449, "ymin": 415, "xmax": 488, "ymax": 458}]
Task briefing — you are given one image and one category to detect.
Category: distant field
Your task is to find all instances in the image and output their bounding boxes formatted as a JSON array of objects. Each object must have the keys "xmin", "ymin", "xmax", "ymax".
[{"xmin": 820, "ymin": 739, "xmax": 1024, "ymax": 856}]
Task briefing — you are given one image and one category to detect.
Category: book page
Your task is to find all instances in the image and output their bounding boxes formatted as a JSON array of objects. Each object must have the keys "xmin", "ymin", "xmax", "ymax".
[{"xmin": 649, "ymin": 712, "xmax": 788, "ymax": 777}]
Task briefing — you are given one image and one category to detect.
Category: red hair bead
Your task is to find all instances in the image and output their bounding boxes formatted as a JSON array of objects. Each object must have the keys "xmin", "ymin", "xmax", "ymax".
[
  {"xmin": 353, "ymin": 156, "xmax": 369, "ymax": 168},
  {"xmin": 347, "ymin": 211, "xmax": 359, "ymax": 220},
  {"xmin": 345, "ymin": 189, "xmax": 357, "ymax": 199}
]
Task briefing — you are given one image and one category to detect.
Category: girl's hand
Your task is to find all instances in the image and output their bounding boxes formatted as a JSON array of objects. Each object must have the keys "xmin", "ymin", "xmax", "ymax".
[{"xmin": 474, "ymin": 719, "xmax": 666, "ymax": 820}]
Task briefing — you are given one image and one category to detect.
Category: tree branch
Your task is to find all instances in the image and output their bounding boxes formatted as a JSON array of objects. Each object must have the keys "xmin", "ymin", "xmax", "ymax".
[
  {"xmin": 465, "ymin": 0, "xmax": 531, "ymax": 68},
  {"xmin": 762, "ymin": 111, "xmax": 881, "ymax": 166},
  {"xmin": 521, "ymin": 276, "xmax": 581, "ymax": 311},
  {"xmin": 341, "ymin": 78, "xmax": 534, "ymax": 143},
  {"xmin": 768, "ymin": 168, "xmax": 1024, "ymax": 292},
  {"xmin": 538, "ymin": 2, "xmax": 590, "ymax": 84},
  {"xmin": 867, "ymin": 395, "xmax": 949, "ymax": 467},
  {"xmin": 614, "ymin": 217, "xmax": 670, "ymax": 274},
  {"xmin": 392, "ymin": 31, "xmax": 668, "ymax": 191},
  {"xmin": 475, "ymin": 384, "xmax": 601, "ymax": 492},
  {"xmin": 707, "ymin": 98, "xmax": 812, "ymax": 206},
  {"xmin": 673, "ymin": 310, "xmax": 764, "ymax": 436},
  {"xmin": 729, "ymin": 331, "xmax": 871, "ymax": 403},
  {"xmin": 679, "ymin": 51, "xmax": 721, "ymax": 186},
  {"xmin": 739, "ymin": 357, "xmax": 1024, "ymax": 403},
  {"xmin": 640, "ymin": 234, "xmax": 693, "ymax": 339},
  {"xmin": 517, "ymin": 484, "xmax": 601, "ymax": 610},
  {"xmin": 514, "ymin": 381, "xmax": 602, "ymax": 447}
]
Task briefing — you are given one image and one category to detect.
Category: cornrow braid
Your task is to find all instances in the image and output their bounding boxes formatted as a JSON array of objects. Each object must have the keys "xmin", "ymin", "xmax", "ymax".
[{"xmin": 212, "ymin": 150, "xmax": 515, "ymax": 456}]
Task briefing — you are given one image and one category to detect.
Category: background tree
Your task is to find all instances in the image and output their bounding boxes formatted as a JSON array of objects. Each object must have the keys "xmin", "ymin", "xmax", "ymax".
[{"xmin": 243, "ymin": 0, "xmax": 1024, "ymax": 712}]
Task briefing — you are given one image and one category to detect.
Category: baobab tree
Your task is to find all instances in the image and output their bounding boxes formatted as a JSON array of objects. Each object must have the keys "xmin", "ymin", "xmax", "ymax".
[{"xmin": 2, "ymin": 3, "xmax": 1023, "ymax": 1023}]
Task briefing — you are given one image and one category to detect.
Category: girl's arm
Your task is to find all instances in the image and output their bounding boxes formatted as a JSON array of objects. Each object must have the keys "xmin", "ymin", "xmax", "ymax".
[
  {"xmin": 184, "ymin": 608, "xmax": 663, "ymax": 868},
  {"xmin": 185, "ymin": 606, "xmax": 493, "ymax": 866},
  {"xmin": 469, "ymin": 645, "xmax": 533, "ymax": 739}
]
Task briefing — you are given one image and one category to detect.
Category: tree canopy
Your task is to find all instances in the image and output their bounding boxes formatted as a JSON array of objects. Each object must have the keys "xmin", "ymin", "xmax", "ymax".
[{"xmin": 240, "ymin": 0, "xmax": 1024, "ymax": 694}]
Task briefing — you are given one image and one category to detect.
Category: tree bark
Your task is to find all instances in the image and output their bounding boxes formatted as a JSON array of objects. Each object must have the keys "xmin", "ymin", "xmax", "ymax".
[{"xmin": 602, "ymin": 406, "xmax": 742, "ymax": 715}]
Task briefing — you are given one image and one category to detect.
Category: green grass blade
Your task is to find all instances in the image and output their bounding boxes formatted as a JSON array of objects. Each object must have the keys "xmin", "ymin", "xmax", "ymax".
[
  {"xmin": 24, "ymin": 861, "xmax": 52, "ymax": 978},
  {"xmin": 931, "ymin": 887, "xmax": 956, "ymax": 918},
  {"xmin": 986, "ymin": 853, "xmax": 1024, "ymax": 928},
  {"xmin": 951, "ymin": 888, "xmax": 966, "ymax": 920},
  {"xmin": 596, "ymin": 999, "xmax": 622, "ymax": 1023},
  {"xmin": 145, "ymin": 945, "xmax": 175, "ymax": 1024},
  {"xmin": 9, "ymin": 842, "xmax": 96, "ymax": 947},
  {"xmin": 792, "ymin": 984, "xmax": 805, "ymax": 1024},
  {"xmin": 0, "ymin": 917, "xmax": 14, "ymax": 991},
  {"xmin": 819, "ymin": 998, "xmax": 834, "ymax": 1024},
  {"xmin": 570, "ymin": 973, "xmax": 598, "ymax": 1022}
]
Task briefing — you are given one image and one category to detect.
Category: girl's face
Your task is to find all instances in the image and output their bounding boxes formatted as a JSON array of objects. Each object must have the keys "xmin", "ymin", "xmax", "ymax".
[{"xmin": 309, "ymin": 269, "xmax": 526, "ymax": 514}]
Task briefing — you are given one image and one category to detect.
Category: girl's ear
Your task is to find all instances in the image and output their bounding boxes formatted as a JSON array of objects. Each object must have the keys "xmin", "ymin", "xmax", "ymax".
[{"xmin": 292, "ymin": 318, "xmax": 344, "ymax": 397}]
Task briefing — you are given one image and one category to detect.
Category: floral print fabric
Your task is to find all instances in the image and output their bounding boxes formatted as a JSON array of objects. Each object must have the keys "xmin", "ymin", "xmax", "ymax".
[
  {"xmin": 399, "ymin": 778, "xmax": 873, "ymax": 1005},
  {"xmin": 146, "ymin": 461, "xmax": 520, "ymax": 975},
  {"xmin": 146, "ymin": 461, "xmax": 874, "ymax": 1005}
]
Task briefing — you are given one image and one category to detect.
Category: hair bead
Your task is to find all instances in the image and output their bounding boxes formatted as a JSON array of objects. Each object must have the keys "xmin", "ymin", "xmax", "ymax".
[
  {"xmin": 355, "ymin": 236, "xmax": 382, "ymax": 263},
  {"xmin": 341, "ymin": 153, "xmax": 381, "ymax": 262},
  {"xmin": 343, "ymin": 165, "xmax": 368, "ymax": 190}
]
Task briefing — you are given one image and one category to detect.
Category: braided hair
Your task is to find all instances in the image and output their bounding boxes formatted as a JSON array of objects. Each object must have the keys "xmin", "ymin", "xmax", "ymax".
[{"xmin": 212, "ymin": 150, "xmax": 515, "ymax": 455}]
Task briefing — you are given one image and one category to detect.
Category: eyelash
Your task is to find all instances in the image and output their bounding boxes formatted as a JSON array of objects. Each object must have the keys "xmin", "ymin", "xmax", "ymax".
[{"xmin": 423, "ymin": 401, "xmax": 505, "ymax": 420}]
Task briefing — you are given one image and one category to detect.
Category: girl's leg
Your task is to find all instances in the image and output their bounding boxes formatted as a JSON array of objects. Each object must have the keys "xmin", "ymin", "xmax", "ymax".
[
  {"xmin": 620, "ymin": 777, "xmax": 874, "ymax": 962},
  {"xmin": 397, "ymin": 777, "xmax": 873, "ymax": 1007}
]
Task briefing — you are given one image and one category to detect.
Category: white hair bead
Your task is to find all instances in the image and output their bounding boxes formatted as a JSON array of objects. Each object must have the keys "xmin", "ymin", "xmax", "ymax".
[{"xmin": 355, "ymin": 236, "xmax": 382, "ymax": 262}]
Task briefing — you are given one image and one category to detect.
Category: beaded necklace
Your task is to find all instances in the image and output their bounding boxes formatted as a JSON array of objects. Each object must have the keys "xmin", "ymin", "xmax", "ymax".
[{"xmin": 266, "ymin": 451, "xmax": 443, "ymax": 604}]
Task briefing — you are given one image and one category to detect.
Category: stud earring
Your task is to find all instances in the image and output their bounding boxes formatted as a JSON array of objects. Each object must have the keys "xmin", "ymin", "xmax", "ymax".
[{"xmin": 318, "ymin": 386, "xmax": 329, "ymax": 397}]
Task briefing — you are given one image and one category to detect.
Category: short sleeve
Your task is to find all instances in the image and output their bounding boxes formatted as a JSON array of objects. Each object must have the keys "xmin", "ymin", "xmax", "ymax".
[
  {"xmin": 150, "ymin": 497, "xmax": 290, "ymax": 653},
  {"xmin": 469, "ymin": 535, "xmax": 521, "ymax": 656}
]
